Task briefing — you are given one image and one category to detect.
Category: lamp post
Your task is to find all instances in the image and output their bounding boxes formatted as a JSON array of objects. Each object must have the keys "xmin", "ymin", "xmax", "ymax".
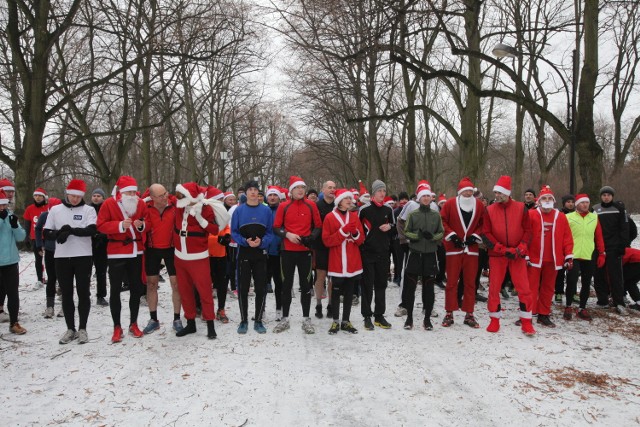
[
  {"xmin": 492, "ymin": 44, "xmax": 578, "ymax": 194},
  {"xmin": 220, "ymin": 150, "xmax": 228, "ymax": 192}
]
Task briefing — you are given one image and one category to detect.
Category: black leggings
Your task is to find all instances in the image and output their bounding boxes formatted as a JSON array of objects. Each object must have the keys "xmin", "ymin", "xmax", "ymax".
[
  {"xmin": 565, "ymin": 259, "xmax": 595, "ymax": 309},
  {"xmin": 0, "ymin": 263, "xmax": 19, "ymax": 324},
  {"xmin": 209, "ymin": 256, "xmax": 228, "ymax": 311},
  {"xmin": 266, "ymin": 255, "xmax": 283, "ymax": 310},
  {"xmin": 330, "ymin": 276, "xmax": 356, "ymax": 322},
  {"xmin": 281, "ymin": 250, "xmax": 313, "ymax": 318},
  {"xmin": 93, "ymin": 244, "xmax": 108, "ymax": 299},
  {"xmin": 32, "ymin": 240, "xmax": 44, "ymax": 282},
  {"xmin": 44, "ymin": 250, "xmax": 57, "ymax": 307},
  {"xmin": 226, "ymin": 246, "xmax": 238, "ymax": 291},
  {"xmin": 56, "ymin": 256, "xmax": 92, "ymax": 330},
  {"xmin": 237, "ymin": 247, "xmax": 267, "ymax": 322},
  {"xmin": 361, "ymin": 253, "xmax": 390, "ymax": 318},
  {"xmin": 623, "ymin": 263, "xmax": 640, "ymax": 302},
  {"xmin": 108, "ymin": 256, "xmax": 143, "ymax": 327}
]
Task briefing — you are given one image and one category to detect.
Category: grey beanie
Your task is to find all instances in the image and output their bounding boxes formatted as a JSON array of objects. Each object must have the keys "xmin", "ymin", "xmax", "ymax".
[
  {"xmin": 600, "ymin": 186, "xmax": 615, "ymax": 196},
  {"xmin": 92, "ymin": 188, "xmax": 106, "ymax": 197},
  {"xmin": 371, "ymin": 179, "xmax": 386, "ymax": 194}
]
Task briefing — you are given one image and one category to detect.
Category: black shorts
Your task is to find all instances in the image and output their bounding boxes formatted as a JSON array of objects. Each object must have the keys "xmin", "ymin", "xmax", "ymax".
[
  {"xmin": 314, "ymin": 247, "xmax": 329, "ymax": 271},
  {"xmin": 404, "ymin": 252, "xmax": 438, "ymax": 278},
  {"xmin": 145, "ymin": 247, "xmax": 176, "ymax": 276}
]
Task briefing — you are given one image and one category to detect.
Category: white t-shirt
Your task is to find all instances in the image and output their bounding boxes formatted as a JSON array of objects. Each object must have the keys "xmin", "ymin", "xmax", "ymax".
[{"xmin": 44, "ymin": 202, "xmax": 97, "ymax": 258}]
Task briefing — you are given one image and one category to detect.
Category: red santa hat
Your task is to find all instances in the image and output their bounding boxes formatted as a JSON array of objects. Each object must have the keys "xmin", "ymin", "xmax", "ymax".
[
  {"xmin": 289, "ymin": 175, "xmax": 306, "ymax": 192},
  {"xmin": 438, "ymin": 193, "xmax": 447, "ymax": 204},
  {"xmin": 266, "ymin": 185, "xmax": 281, "ymax": 198},
  {"xmin": 223, "ymin": 191, "xmax": 235, "ymax": 200},
  {"xmin": 0, "ymin": 189, "xmax": 8, "ymax": 205},
  {"xmin": 537, "ymin": 185, "xmax": 555, "ymax": 202},
  {"xmin": 66, "ymin": 179, "xmax": 87, "ymax": 196},
  {"xmin": 33, "ymin": 188, "xmax": 47, "ymax": 197},
  {"xmin": 358, "ymin": 180, "xmax": 369, "ymax": 197},
  {"xmin": 141, "ymin": 188, "xmax": 152, "ymax": 203},
  {"xmin": 383, "ymin": 196, "xmax": 395, "ymax": 207},
  {"xmin": 351, "ymin": 187, "xmax": 360, "ymax": 196},
  {"xmin": 457, "ymin": 177, "xmax": 476, "ymax": 195},
  {"xmin": 575, "ymin": 193, "xmax": 590, "ymax": 205},
  {"xmin": 206, "ymin": 185, "xmax": 224, "ymax": 200},
  {"xmin": 48, "ymin": 197, "xmax": 62, "ymax": 207},
  {"xmin": 334, "ymin": 188, "xmax": 354, "ymax": 206},
  {"xmin": 175, "ymin": 182, "xmax": 205, "ymax": 207},
  {"xmin": 493, "ymin": 175, "xmax": 512, "ymax": 196},
  {"xmin": 112, "ymin": 175, "xmax": 138, "ymax": 196},
  {"xmin": 416, "ymin": 180, "xmax": 432, "ymax": 200},
  {"xmin": 0, "ymin": 178, "xmax": 15, "ymax": 192}
]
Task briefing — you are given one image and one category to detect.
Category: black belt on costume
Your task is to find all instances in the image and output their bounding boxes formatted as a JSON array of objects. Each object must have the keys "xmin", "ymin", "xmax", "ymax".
[
  {"xmin": 108, "ymin": 238, "xmax": 141, "ymax": 246},
  {"xmin": 174, "ymin": 228, "xmax": 206, "ymax": 238}
]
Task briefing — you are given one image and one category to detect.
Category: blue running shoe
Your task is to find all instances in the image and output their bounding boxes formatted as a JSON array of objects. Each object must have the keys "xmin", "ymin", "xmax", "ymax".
[
  {"xmin": 172, "ymin": 319, "xmax": 184, "ymax": 333},
  {"xmin": 237, "ymin": 321, "xmax": 248, "ymax": 334},
  {"xmin": 143, "ymin": 319, "xmax": 160, "ymax": 334},
  {"xmin": 254, "ymin": 321, "xmax": 267, "ymax": 334}
]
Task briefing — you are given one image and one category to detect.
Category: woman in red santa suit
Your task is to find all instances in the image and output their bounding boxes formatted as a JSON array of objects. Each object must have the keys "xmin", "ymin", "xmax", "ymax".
[
  {"xmin": 174, "ymin": 182, "xmax": 219, "ymax": 339},
  {"xmin": 440, "ymin": 177, "xmax": 485, "ymax": 328},
  {"xmin": 97, "ymin": 175, "xmax": 149, "ymax": 343},
  {"xmin": 322, "ymin": 189, "xmax": 365, "ymax": 334},
  {"xmin": 527, "ymin": 185, "xmax": 574, "ymax": 328}
]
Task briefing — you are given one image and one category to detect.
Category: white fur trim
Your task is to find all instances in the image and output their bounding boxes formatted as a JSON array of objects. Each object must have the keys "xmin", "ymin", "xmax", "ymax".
[
  {"xmin": 520, "ymin": 311, "xmax": 532, "ymax": 319},
  {"xmin": 493, "ymin": 185, "xmax": 511, "ymax": 196},
  {"xmin": 1, "ymin": 186, "xmax": 15, "ymax": 191},
  {"xmin": 334, "ymin": 191, "xmax": 354, "ymax": 207},
  {"xmin": 66, "ymin": 189, "xmax": 86, "ymax": 196},
  {"xmin": 266, "ymin": 188, "xmax": 280, "ymax": 197},
  {"xmin": 289, "ymin": 180, "xmax": 306, "ymax": 192},
  {"xmin": 489, "ymin": 311, "xmax": 501, "ymax": 318},
  {"xmin": 33, "ymin": 190, "xmax": 46, "ymax": 197},
  {"xmin": 0, "ymin": 197, "xmax": 8, "ymax": 204},
  {"xmin": 417, "ymin": 189, "xmax": 431, "ymax": 200},
  {"xmin": 119, "ymin": 185, "xmax": 137, "ymax": 193},
  {"xmin": 457, "ymin": 186, "xmax": 474, "ymax": 195},
  {"xmin": 174, "ymin": 248, "xmax": 209, "ymax": 261},
  {"xmin": 575, "ymin": 196, "xmax": 589, "ymax": 205}
]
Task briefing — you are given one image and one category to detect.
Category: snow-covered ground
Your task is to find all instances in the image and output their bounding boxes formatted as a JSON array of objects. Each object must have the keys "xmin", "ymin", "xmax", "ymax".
[{"xmin": 2, "ymin": 250, "xmax": 640, "ymax": 426}]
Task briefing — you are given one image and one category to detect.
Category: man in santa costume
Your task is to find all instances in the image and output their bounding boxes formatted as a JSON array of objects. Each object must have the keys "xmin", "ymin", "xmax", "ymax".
[
  {"xmin": 440, "ymin": 177, "xmax": 485, "ymax": 328},
  {"xmin": 481, "ymin": 175, "xmax": 535, "ymax": 335},
  {"xmin": 97, "ymin": 176, "xmax": 148, "ymax": 343},
  {"xmin": 173, "ymin": 182, "xmax": 219, "ymax": 339},
  {"xmin": 526, "ymin": 185, "xmax": 574, "ymax": 328}
]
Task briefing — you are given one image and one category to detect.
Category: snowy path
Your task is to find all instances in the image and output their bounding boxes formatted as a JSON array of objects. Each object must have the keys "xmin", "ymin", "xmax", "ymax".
[{"xmin": 2, "ymin": 252, "xmax": 639, "ymax": 426}]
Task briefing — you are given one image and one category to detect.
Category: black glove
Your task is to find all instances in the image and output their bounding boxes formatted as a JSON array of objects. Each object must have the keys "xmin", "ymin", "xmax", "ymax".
[
  {"xmin": 9, "ymin": 214, "xmax": 19, "ymax": 228},
  {"xmin": 217, "ymin": 234, "xmax": 231, "ymax": 246},
  {"xmin": 56, "ymin": 225, "xmax": 72, "ymax": 244},
  {"xmin": 25, "ymin": 239, "xmax": 32, "ymax": 250},
  {"xmin": 450, "ymin": 234, "xmax": 464, "ymax": 248},
  {"xmin": 464, "ymin": 238, "xmax": 478, "ymax": 246},
  {"xmin": 300, "ymin": 236, "xmax": 313, "ymax": 248},
  {"xmin": 505, "ymin": 248, "xmax": 517, "ymax": 260},
  {"xmin": 422, "ymin": 230, "xmax": 433, "ymax": 240}
]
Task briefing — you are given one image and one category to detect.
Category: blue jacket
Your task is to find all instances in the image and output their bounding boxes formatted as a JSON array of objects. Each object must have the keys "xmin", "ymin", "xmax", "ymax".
[
  {"xmin": 267, "ymin": 203, "xmax": 282, "ymax": 256},
  {"xmin": 231, "ymin": 202, "xmax": 274, "ymax": 250},
  {"xmin": 0, "ymin": 210, "xmax": 27, "ymax": 266},
  {"xmin": 35, "ymin": 211, "xmax": 56, "ymax": 253}
]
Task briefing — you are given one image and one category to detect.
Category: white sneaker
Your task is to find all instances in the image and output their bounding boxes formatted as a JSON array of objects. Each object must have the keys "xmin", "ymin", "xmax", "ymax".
[
  {"xmin": 57, "ymin": 310, "xmax": 64, "ymax": 318},
  {"xmin": 59, "ymin": 329, "xmax": 78, "ymax": 344},
  {"xmin": 44, "ymin": 307, "xmax": 54, "ymax": 318},
  {"xmin": 615, "ymin": 305, "xmax": 629, "ymax": 316},
  {"xmin": 273, "ymin": 318, "xmax": 290, "ymax": 333},
  {"xmin": 77, "ymin": 329, "xmax": 89, "ymax": 344},
  {"xmin": 33, "ymin": 281, "xmax": 45, "ymax": 290},
  {"xmin": 0, "ymin": 311, "xmax": 9, "ymax": 323},
  {"xmin": 394, "ymin": 306, "xmax": 407, "ymax": 317},
  {"xmin": 275, "ymin": 309, "xmax": 282, "ymax": 322},
  {"xmin": 302, "ymin": 318, "xmax": 315, "ymax": 334}
]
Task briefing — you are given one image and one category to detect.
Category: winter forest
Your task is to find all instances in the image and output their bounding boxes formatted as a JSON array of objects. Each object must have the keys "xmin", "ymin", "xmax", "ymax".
[{"xmin": 1, "ymin": 0, "xmax": 639, "ymax": 210}]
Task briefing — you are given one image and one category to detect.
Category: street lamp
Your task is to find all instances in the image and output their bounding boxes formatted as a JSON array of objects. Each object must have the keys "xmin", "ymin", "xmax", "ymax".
[
  {"xmin": 220, "ymin": 150, "xmax": 228, "ymax": 191},
  {"xmin": 492, "ymin": 44, "xmax": 578, "ymax": 194}
]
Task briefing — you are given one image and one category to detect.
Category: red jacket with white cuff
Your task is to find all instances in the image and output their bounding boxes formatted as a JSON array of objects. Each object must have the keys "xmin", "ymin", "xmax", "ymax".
[
  {"xmin": 174, "ymin": 203, "xmax": 219, "ymax": 261},
  {"xmin": 97, "ymin": 197, "xmax": 148, "ymax": 259},
  {"xmin": 322, "ymin": 209, "xmax": 365, "ymax": 278},
  {"xmin": 440, "ymin": 197, "xmax": 484, "ymax": 256},
  {"xmin": 527, "ymin": 208, "xmax": 574, "ymax": 269}
]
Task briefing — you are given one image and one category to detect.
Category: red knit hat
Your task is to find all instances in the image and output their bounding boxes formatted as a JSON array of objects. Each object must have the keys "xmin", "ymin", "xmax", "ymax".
[
  {"xmin": 358, "ymin": 180, "xmax": 369, "ymax": 197},
  {"xmin": 334, "ymin": 188, "xmax": 354, "ymax": 206},
  {"xmin": 416, "ymin": 180, "xmax": 432, "ymax": 200},
  {"xmin": 575, "ymin": 193, "xmax": 590, "ymax": 205},
  {"xmin": 493, "ymin": 175, "xmax": 512, "ymax": 196},
  {"xmin": 0, "ymin": 189, "xmax": 8, "ymax": 205},
  {"xmin": 206, "ymin": 185, "xmax": 224, "ymax": 200},
  {"xmin": 0, "ymin": 178, "xmax": 15, "ymax": 191},
  {"xmin": 33, "ymin": 188, "xmax": 47, "ymax": 197},
  {"xmin": 112, "ymin": 175, "xmax": 138, "ymax": 196},
  {"xmin": 66, "ymin": 179, "xmax": 87, "ymax": 196},
  {"xmin": 537, "ymin": 185, "xmax": 555, "ymax": 202},
  {"xmin": 457, "ymin": 177, "xmax": 475, "ymax": 195},
  {"xmin": 289, "ymin": 175, "xmax": 306, "ymax": 192}
]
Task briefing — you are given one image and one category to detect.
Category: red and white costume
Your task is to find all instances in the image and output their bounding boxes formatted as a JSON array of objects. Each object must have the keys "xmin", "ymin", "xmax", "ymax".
[
  {"xmin": 174, "ymin": 182, "xmax": 219, "ymax": 322},
  {"xmin": 527, "ymin": 186, "xmax": 574, "ymax": 316},
  {"xmin": 322, "ymin": 194, "xmax": 365, "ymax": 278},
  {"xmin": 440, "ymin": 177, "xmax": 485, "ymax": 313}
]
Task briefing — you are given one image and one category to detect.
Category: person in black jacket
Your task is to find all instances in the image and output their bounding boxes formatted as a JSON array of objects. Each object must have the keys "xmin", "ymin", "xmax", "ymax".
[
  {"xmin": 358, "ymin": 180, "xmax": 394, "ymax": 330},
  {"xmin": 90, "ymin": 188, "xmax": 109, "ymax": 306},
  {"xmin": 593, "ymin": 186, "xmax": 630, "ymax": 315}
]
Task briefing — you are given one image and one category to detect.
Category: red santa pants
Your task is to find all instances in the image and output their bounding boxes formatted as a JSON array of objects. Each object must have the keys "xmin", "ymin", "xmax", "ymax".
[
  {"xmin": 527, "ymin": 262, "xmax": 558, "ymax": 316},
  {"xmin": 175, "ymin": 257, "xmax": 215, "ymax": 321},
  {"xmin": 444, "ymin": 253, "xmax": 478, "ymax": 313},
  {"xmin": 488, "ymin": 256, "xmax": 532, "ymax": 314}
]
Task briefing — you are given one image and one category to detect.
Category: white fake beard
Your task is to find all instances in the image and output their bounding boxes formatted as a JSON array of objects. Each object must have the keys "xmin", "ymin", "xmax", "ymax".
[
  {"xmin": 541, "ymin": 201, "xmax": 554, "ymax": 209},
  {"xmin": 176, "ymin": 196, "xmax": 191, "ymax": 209},
  {"xmin": 459, "ymin": 195, "xmax": 475, "ymax": 212},
  {"xmin": 121, "ymin": 194, "xmax": 139, "ymax": 217}
]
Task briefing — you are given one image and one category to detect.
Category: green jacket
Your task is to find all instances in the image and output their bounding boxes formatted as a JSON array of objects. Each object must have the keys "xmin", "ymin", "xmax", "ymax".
[{"xmin": 404, "ymin": 204, "xmax": 443, "ymax": 253}]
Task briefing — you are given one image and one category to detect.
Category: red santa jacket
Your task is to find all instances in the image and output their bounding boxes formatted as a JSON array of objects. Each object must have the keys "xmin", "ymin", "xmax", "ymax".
[
  {"xmin": 97, "ymin": 197, "xmax": 148, "ymax": 258},
  {"xmin": 482, "ymin": 198, "xmax": 531, "ymax": 257},
  {"xmin": 527, "ymin": 208, "xmax": 574, "ymax": 269},
  {"xmin": 174, "ymin": 203, "xmax": 219, "ymax": 261},
  {"xmin": 440, "ymin": 197, "xmax": 485, "ymax": 256},
  {"xmin": 322, "ymin": 208, "xmax": 365, "ymax": 277},
  {"xmin": 273, "ymin": 198, "xmax": 322, "ymax": 251}
]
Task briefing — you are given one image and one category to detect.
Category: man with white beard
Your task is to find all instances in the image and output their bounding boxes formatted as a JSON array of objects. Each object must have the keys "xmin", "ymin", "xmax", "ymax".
[{"xmin": 97, "ymin": 176, "xmax": 149, "ymax": 343}]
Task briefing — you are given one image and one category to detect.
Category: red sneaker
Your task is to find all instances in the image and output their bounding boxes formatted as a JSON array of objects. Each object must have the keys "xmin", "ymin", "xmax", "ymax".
[
  {"xmin": 216, "ymin": 309, "xmax": 229, "ymax": 324},
  {"xmin": 111, "ymin": 326, "xmax": 123, "ymax": 343},
  {"xmin": 486, "ymin": 317, "xmax": 500, "ymax": 333},
  {"xmin": 129, "ymin": 323, "xmax": 143, "ymax": 338},
  {"xmin": 520, "ymin": 318, "xmax": 536, "ymax": 336}
]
